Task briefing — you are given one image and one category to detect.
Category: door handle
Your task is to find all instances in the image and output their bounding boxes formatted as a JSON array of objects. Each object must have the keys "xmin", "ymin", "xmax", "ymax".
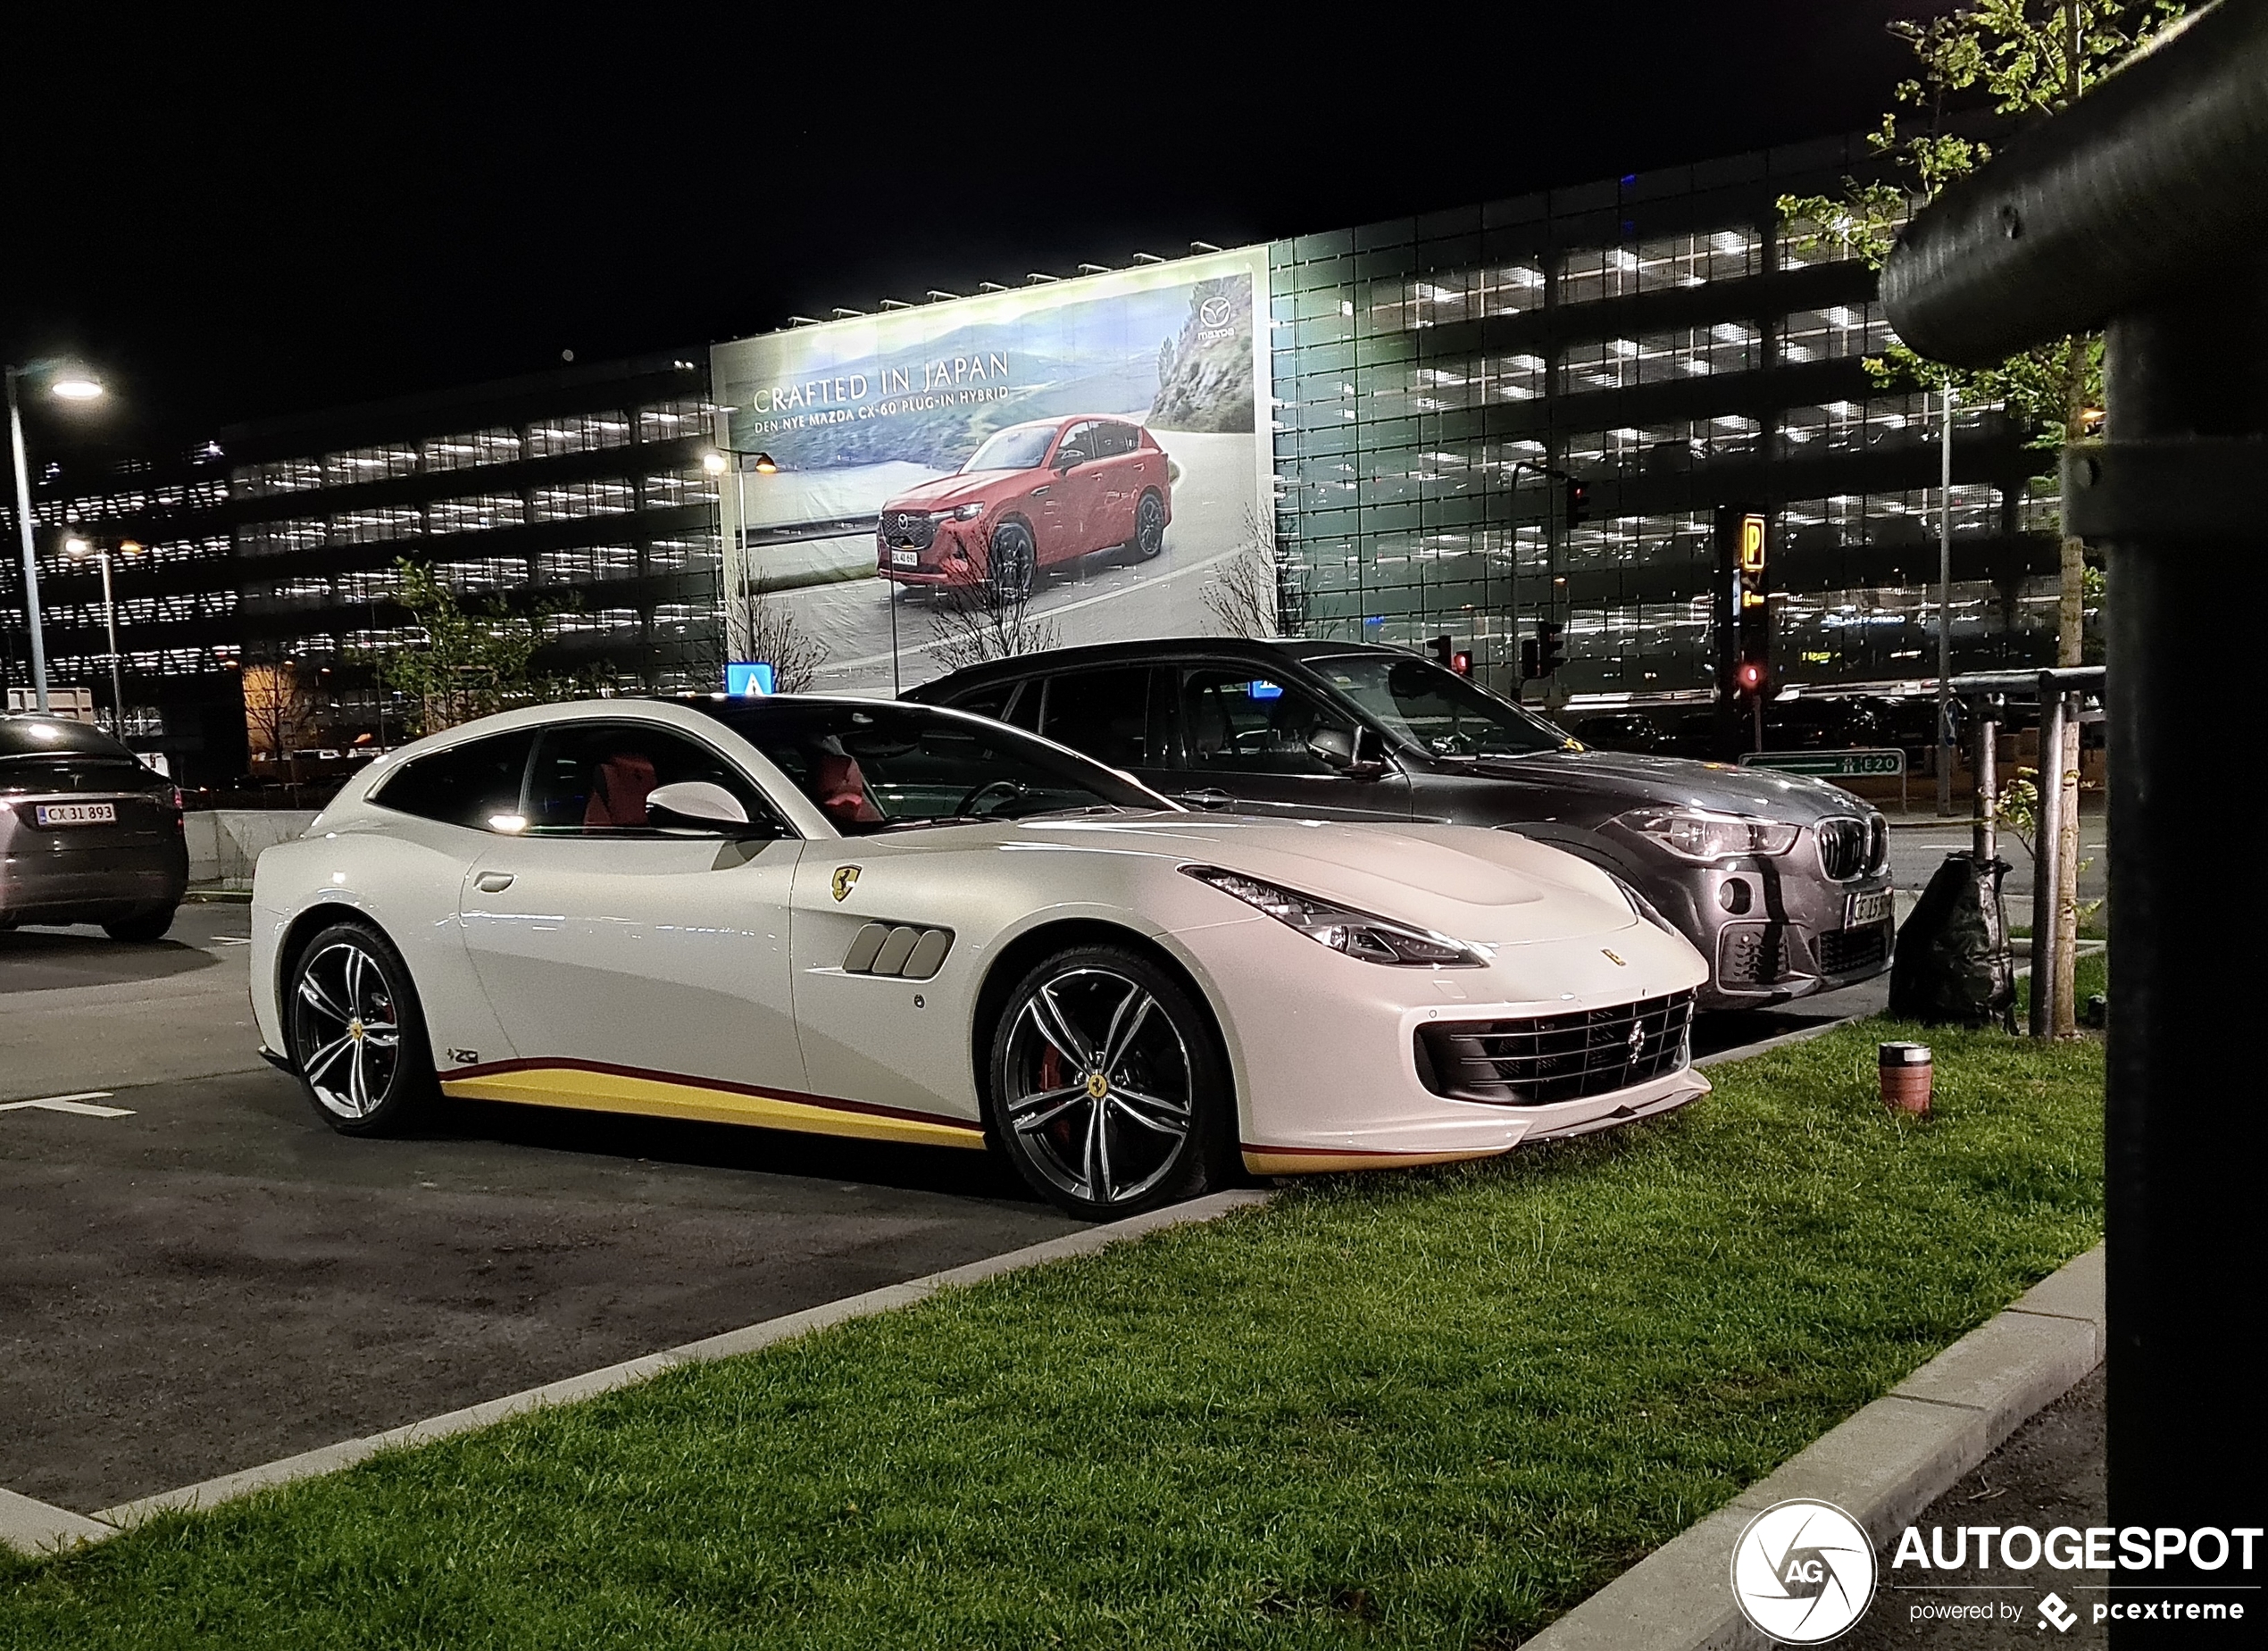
[
  {"xmin": 474, "ymin": 871, "xmax": 515, "ymax": 893},
  {"xmin": 1177, "ymin": 788, "xmax": 1236, "ymax": 811}
]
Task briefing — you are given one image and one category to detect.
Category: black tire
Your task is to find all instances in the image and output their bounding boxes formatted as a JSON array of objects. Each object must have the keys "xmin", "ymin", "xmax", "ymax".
[
  {"xmin": 284, "ymin": 920, "xmax": 439, "ymax": 1136},
  {"xmin": 985, "ymin": 944, "xmax": 1234, "ymax": 1220},
  {"xmin": 102, "ymin": 905, "xmax": 178, "ymax": 943},
  {"xmin": 987, "ymin": 520, "xmax": 1037, "ymax": 599},
  {"xmin": 1127, "ymin": 489, "xmax": 1166, "ymax": 561}
]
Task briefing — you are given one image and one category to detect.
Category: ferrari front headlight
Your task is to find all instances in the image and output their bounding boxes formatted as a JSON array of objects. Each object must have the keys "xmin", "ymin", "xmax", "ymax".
[
  {"xmin": 1613, "ymin": 806, "xmax": 1799, "ymax": 862},
  {"xmin": 1181, "ymin": 864, "xmax": 1487, "ymax": 967}
]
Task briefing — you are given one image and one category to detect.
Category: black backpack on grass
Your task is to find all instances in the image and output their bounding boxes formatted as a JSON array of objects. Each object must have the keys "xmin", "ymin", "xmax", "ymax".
[{"xmin": 1889, "ymin": 851, "xmax": 2017, "ymax": 1029}]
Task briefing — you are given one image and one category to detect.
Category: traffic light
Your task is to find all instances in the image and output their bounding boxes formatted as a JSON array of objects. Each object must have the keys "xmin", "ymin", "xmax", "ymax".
[
  {"xmin": 1714, "ymin": 506, "xmax": 1772, "ymax": 704},
  {"xmin": 1450, "ymin": 649, "xmax": 1472, "ymax": 677},
  {"xmin": 1522, "ymin": 620, "xmax": 1565, "ymax": 680},
  {"xmin": 1563, "ymin": 478, "xmax": 1590, "ymax": 530},
  {"xmin": 1427, "ymin": 635, "xmax": 1454, "ymax": 668}
]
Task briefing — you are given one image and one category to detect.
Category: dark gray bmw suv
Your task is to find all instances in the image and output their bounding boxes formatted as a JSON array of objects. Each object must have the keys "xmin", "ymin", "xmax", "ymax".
[{"xmin": 906, "ymin": 638, "xmax": 1894, "ymax": 1012}]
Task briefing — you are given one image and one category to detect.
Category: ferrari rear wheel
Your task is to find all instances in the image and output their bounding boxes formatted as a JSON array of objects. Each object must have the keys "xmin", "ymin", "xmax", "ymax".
[
  {"xmin": 286, "ymin": 921, "xmax": 438, "ymax": 1136},
  {"xmin": 988, "ymin": 945, "xmax": 1231, "ymax": 1220}
]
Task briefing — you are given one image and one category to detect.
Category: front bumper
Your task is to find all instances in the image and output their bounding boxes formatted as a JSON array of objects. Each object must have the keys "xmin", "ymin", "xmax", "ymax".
[
  {"xmin": 1648, "ymin": 860, "xmax": 1896, "ymax": 1011},
  {"xmin": 877, "ymin": 519, "xmax": 988, "ymax": 585},
  {"xmin": 1167, "ymin": 908, "xmax": 1714, "ymax": 1177}
]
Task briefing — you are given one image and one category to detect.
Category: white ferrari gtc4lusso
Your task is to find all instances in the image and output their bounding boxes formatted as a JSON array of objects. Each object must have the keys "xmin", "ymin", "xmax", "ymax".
[{"xmin": 249, "ymin": 696, "xmax": 1711, "ymax": 1219}]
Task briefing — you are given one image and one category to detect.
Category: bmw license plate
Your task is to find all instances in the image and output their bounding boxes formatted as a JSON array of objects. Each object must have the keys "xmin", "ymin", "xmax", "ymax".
[
  {"xmin": 891, "ymin": 548, "xmax": 919, "ymax": 568},
  {"xmin": 1846, "ymin": 887, "xmax": 1894, "ymax": 927},
  {"xmin": 35, "ymin": 802, "xmax": 115, "ymax": 826}
]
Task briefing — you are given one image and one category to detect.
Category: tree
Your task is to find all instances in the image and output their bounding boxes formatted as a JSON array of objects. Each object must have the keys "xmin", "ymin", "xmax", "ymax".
[
  {"xmin": 1778, "ymin": 1, "xmax": 2178, "ymax": 1037},
  {"xmin": 238, "ymin": 658, "xmax": 315, "ymax": 779},
  {"xmin": 722, "ymin": 581, "xmax": 828, "ymax": 694},
  {"xmin": 926, "ymin": 575, "xmax": 1058, "ymax": 675},
  {"xmin": 359, "ymin": 559, "xmax": 584, "ymax": 737},
  {"xmin": 1201, "ymin": 507, "xmax": 1301, "ymax": 639}
]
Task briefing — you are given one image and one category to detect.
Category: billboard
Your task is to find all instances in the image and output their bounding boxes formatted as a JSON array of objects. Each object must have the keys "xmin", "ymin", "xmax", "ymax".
[{"xmin": 710, "ymin": 246, "xmax": 1272, "ymax": 696}]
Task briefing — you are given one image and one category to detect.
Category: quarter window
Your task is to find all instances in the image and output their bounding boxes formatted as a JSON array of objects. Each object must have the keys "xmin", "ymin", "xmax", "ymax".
[{"xmin": 371, "ymin": 730, "xmax": 537, "ymax": 830}]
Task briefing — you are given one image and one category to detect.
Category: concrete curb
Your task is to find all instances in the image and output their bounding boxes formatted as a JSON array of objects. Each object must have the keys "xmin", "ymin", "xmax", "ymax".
[
  {"xmin": 1522, "ymin": 1243, "xmax": 2105, "ymax": 1650},
  {"xmin": 63, "ymin": 1188, "xmax": 1272, "ymax": 1538}
]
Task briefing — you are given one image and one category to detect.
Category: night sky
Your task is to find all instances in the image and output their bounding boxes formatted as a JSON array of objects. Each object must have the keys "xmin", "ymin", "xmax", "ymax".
[{"xmin": 3, "ymin": 4, "xmax": 1935, "ymax": 459}]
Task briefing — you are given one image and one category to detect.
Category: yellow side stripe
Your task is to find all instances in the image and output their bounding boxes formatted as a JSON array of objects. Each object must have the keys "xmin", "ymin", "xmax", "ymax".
[{"xmin": 441, "ymin": 1066, "xmax": 989, "ymax": 1151}]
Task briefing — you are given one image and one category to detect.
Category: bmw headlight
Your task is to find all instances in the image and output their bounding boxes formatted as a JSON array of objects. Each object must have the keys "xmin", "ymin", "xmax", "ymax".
[
  {"xmin": 1181, "ymin": 864, "xmax": 1487, "ymax": 967},
  {"xmin": 1613, "ymin": 806, "xmax": 1799, "ymax": 862},
  {"xmin": 928, "ymin": 503, "xmax": 986, "ymax": 522}
]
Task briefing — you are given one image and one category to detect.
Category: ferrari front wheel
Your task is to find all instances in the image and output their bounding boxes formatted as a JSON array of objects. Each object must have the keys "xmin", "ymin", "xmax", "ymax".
[
  {"xmin": 987, "ymin": 945, "xmax": 1232, "ymax": 1220},
  {"xmin": 286, "ymin": 921, "xmax": 438, "ymax": 1136}
]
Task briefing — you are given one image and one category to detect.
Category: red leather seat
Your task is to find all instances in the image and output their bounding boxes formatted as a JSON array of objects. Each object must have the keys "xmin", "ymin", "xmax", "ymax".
[
  {"xmin": 583, "ymin": 753, "xmax": 659, "ymax": 829},
  {"xmin": 811, "ymin": 752, "xmax": 882, "ymax": 827}
]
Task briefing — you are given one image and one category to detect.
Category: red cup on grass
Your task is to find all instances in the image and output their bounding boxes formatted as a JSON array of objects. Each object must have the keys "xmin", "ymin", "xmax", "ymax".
[{"xmin": 1879, "ymin": 1042, "xmax": 1932, "ymax": 1115}]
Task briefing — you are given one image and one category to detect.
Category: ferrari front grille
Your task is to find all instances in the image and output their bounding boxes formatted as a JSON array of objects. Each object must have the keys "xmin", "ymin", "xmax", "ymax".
[{"xmin": 1414, "ymin": 989, "xmax": 1695, "ymax": 1106}]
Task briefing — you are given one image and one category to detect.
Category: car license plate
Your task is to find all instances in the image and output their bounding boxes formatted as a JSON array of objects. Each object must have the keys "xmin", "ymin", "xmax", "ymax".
[
  {"xmin": 891, "ymin": 548, "xmax": 919, "ymax": 568},
  {"xmin": 1847, "ymin": 888, "xmax": 1894, "ymax": 927},
  {"xmin": 35, "ymin": 802, "xmax": 115, "ymax": 826}
]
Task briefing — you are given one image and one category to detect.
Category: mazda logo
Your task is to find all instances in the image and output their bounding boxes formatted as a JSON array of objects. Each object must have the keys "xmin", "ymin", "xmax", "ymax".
[{"xmin": 1200, "ymin": 297, "xmax": 1233, "ymax": 328}]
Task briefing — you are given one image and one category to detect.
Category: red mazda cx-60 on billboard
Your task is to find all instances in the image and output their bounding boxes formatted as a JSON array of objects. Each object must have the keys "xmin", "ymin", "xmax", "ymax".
[{"xmin": 875, "ymin": 414, "xmax": 1172, "ymax": 596}]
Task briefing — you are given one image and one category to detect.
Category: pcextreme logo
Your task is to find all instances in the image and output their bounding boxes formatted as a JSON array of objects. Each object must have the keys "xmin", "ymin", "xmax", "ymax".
[{"xmin": 1731, "ymin": 1498, "xmax": 1878, "ymax": 1644}]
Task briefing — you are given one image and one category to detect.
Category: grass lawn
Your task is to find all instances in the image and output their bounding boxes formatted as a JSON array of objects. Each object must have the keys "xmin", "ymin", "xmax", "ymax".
[{"xmin": 0, "ymin": 1019, "xmax": 2105, "ymax": 1650}]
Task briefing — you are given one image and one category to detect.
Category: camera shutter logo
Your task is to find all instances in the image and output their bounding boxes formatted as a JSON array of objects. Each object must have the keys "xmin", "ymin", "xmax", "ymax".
[{"xmin": 1730, "ymin": 1498, "xmax": 1877, "ymax": 1643}]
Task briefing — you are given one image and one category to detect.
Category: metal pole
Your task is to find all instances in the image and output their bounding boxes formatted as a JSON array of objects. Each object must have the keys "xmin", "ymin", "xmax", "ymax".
[
  {"xmin": 5, "ymin": 367, "xmax": 52, "ymax": 713},
  {"xmin": 1936, "ymin": 379, "xmax": 1955, "ymax": 815},
  {"xmin": 2027, "ymin": 680, "xmax": 2067, "ymax": 1038},
  {"xmin": 1972, "ymin": 695, "xmax": 1998, "ymax": 864},
  {"xmin": 100, "ymin": 550, "xmax": 123, "ymax": 738}
]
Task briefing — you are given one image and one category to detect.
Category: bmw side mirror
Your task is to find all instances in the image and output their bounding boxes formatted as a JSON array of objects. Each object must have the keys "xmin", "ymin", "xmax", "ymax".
[
  {"xmin": 1308, "ymin": 726, "xmax": 1389, "ymax": 780},
  {"xmin": 646, "ymin": 780, "xmax": 754, "ymax": 834}
]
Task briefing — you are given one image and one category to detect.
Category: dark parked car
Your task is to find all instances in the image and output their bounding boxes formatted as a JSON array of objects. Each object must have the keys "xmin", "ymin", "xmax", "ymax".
[
  {"xmin": 0, "ymin": 714, "xmax": 188, "ymax": 940},
  {"xmin": 907, "ymin": 639, "xmax": 1895, "ymax": 1011}
]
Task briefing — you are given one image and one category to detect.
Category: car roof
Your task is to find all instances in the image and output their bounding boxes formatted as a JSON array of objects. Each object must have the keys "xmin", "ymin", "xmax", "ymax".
[
  {"xmin": 905, "ymin": 636, "xmax": 1407, "ymax": 699},
  {"xmin": 0, "ymin": 713, "xmax": 138, "ymax": 760}
]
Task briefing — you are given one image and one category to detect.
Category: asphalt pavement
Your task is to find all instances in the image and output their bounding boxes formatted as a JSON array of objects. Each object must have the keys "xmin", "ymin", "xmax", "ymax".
[{"xmin": 0, "ymin": 906, "xmax": 1077, "ymax": 1513}]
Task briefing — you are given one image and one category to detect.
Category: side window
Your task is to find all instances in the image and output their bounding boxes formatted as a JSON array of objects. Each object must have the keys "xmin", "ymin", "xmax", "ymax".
[
  {"xmin": 941, "ymin": 680, "xmax": 1016, "ymax": 723},
  {"xmin": 1175, "ymin": 668, "xmax": 1343, "ymax": 776},
  {"xmin": 1038, "ymin": 668, "xmax": 1154, "ymax": 769},
  {"xmin": 523, "ymin": 722, "xmax": 780, "ymax": 837},
  {"xmin": 371, "ymin": 729, "xmax": 536, "ymax": 830},
  {"xmin": 1088, "ymin": 422, "xmax": 1134, "ymax": 459},
  {"xmin": 1055, "ymin": 421, "xmax": 1098, "ymax": 466},
  {"xmin": 1001, "ymin": 680, "xmax": 1043, "ymax": 732}
]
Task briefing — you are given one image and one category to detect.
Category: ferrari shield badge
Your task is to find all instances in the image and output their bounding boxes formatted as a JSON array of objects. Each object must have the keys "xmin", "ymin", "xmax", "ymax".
[{"xmin": 831, "ymin": 865, "xmax": 862, "ymax": 902}]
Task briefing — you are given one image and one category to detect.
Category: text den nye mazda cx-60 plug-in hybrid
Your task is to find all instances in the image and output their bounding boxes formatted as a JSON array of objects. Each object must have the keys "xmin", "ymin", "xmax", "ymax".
[{"xmin": 874, "ymin": 415, "xmax": 1172, "ymax": 597}]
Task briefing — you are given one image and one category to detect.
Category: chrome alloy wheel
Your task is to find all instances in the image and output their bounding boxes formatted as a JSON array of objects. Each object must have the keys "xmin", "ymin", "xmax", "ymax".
[
  {"xmin": 290, "ymin": 938, "xmax": 404, "ymax": 1120},
  {"xmin": 1132, "ymin": 490, "xmax": 1165, "ymax": 559},
  {"xmin": 1001, "ymin": 966, "xmax": 1194, "ymax": 1208}
]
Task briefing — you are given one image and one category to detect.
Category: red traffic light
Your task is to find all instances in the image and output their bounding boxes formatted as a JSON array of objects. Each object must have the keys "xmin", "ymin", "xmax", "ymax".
[
  {"xmin": 1735, "ymin": 662, "xmax": 1764, "ymax": 691},
  {"xmin": 1450, "ymin": 651, "xmax": 1472, "ymax": 676}
]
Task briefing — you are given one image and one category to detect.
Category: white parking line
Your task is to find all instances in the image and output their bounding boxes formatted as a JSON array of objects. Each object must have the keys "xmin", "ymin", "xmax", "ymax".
[{"xmin": 0, "ymin": 1091, "xmax": 135, "ymax": 1119}]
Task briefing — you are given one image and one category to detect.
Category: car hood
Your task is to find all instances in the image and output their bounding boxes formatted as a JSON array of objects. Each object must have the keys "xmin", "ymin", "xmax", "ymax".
[
  {"xmin": 883, "ymin": 471, "xmax": 1021, "ymax": 511},
  {"xmin": 1452, "ymin": 747, "xmax": 1871, "ymax": 826},
  {"xmin": 991, "ymin": 811, "xmax": 1646, "ymax": 947}
]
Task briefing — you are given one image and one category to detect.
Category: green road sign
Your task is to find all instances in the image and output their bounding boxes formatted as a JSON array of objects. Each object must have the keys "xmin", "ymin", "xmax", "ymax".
[{"xmin": 1739, "ymin": 748, "xmax": 1906, "ymax": 778}]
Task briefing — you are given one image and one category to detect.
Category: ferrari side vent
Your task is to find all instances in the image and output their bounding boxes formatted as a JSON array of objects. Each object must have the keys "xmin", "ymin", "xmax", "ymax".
[{"xmin": 842, "ymin": 922, "xmax": 953, "ymax": 980}]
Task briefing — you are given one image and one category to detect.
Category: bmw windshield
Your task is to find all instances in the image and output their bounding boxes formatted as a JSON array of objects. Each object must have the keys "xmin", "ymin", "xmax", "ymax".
[
  {"xmin": 960, "ymin": 426, "xmax": 1056, "ymax": 472},
  {"xmin": 1310, "ymin": 655, "xmax": 1572, "ymax": 759},
  {"xmin": 687, "ymin": 700, "xmax": 1169, "ymax": 834}
]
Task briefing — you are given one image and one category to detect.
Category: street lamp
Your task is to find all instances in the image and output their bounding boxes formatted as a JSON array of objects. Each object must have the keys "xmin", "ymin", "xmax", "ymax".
[
  {"xmin": 65, "ymin": 534, "xmax": 143, "ymax": 738},
  {"xmin": 5, "ymin": 359, "xmax": 107, "ymax": 713},
  {"xmin": 700, "ymin": 446, "xmax": 780, "ymax": 671}
]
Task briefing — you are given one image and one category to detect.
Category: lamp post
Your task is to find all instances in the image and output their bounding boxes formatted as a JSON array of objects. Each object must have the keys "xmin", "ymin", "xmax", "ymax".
[
  {"xmin": 5, "ymin": 361, "xmax": 105, "ymax": 713},
  {"xmin": 1936, "ymin": 379, "xmax": 1956, "ymax": 817},
  {"xmin": 700, "ymin": 445, "xmax": 778, "ymax": 668},
  {"xmin": 65, "ymin": 534, "xmax": 142, "ymax": 738}
]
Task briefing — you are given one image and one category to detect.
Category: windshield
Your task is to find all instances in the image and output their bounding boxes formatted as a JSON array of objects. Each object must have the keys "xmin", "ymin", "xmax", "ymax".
[
  {"xmin": 683, "ymin": 699, "xmax": 1169, "ymax": 835},
  {"xmin": 960, "ymin": 425, "xmax": 1057, "ymax": 472},
  {"xmin": 1311, "ymin": 655, "xmax": 1572, "ymax": 759}
]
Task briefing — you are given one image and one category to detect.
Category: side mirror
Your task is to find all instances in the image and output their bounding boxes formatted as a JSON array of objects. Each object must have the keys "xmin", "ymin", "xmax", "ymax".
[
  {"xmin": 1054, "ymin": 447, "xmax": 1087, "ymax": 471},
  {"xmin": 646, "ymin": 780, "xmax": 753, "ymax": 833},
  {"xmin": 1308, "ymin": 726, "xmax": 1356, "ymax": 768}
]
